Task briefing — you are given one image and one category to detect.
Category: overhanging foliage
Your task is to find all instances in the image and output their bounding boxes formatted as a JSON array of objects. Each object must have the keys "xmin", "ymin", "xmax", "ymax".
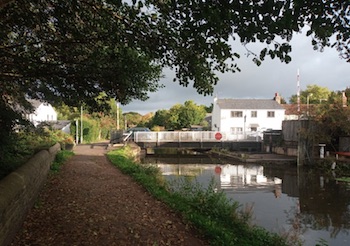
[{"xmin": 0, "ymin": 0, "xmax": 349, "ymax": 138}]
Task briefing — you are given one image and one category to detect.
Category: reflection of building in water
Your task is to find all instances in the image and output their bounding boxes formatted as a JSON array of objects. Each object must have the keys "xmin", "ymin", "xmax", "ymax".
[
  {"xmin": 274, "ymin": 184, "xmax": 282, "ymax": 198},
  {"xmin": 157, "ymin": 164, "xmax": 213, "ymax": 176},
  {"xmin": 219, "ymin": 165, "xmax": 279, "ymax": 189}
]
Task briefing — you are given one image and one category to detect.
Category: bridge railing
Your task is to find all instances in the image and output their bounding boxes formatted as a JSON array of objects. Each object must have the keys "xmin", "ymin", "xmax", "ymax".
[
  {"xmin": 134, "ymin": 130, "xmax": 263, "ymax": 142},
  {"xmin": 134, "ymin": 131, "xmax": 228, "ymax": 142}
]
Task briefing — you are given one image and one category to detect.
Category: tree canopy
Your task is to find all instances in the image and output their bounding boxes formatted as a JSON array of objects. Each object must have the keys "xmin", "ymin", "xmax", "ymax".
[
  {"xmin": 289, "ymin": 84, "xmax": 331, "ymax": 104},
  {"xmin": 149, "ymin": 100, "xmax": 207, "ymax": 130},
  {"xmin": 1, "ymin": 0, "xmax": 349, "ymax": 136}
]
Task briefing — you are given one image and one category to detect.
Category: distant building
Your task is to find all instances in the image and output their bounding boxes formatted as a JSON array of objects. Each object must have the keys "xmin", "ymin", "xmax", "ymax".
[
  {"xmin": 211, "ymin": 93, "xmax": 285, "ymax": 140},
  {"xmin": 25, "ymin": 99, "xmax": 57, "ymax": 126},
  {"xmin": 51, "ymin": 120, "xmax": 72, "ymax": 134}
]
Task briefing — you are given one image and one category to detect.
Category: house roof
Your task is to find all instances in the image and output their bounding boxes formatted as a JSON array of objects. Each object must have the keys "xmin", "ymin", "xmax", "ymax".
[
  {"xmin": 52, "ymin": 120, "xmax": 71, "ymax": 130},
  {"xmin": 216, "ymin": 99, "xmax": 284, "ymax": 110},
  {"xmin": 27, "ymin": 99, "xmax": 50, "ymax": 108}
]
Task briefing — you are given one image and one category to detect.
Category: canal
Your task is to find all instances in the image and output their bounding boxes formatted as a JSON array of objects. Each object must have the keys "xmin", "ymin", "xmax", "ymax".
[{"xmin": 142, "ymin": 155, "xmax": 350, "ymax": 246}]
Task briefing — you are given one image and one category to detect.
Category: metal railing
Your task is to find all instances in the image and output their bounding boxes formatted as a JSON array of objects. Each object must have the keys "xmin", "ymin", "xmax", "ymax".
[
  {"xmin": 134, "ymin": 131, "xmax": 227, "ymax": 142},
  {"xmin": 134, "ymin": 131, "xmax": 263, "ymax": 143}
]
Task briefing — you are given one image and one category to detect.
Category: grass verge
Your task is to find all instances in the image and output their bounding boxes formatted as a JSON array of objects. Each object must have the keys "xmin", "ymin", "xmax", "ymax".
[
  {"xmin": 335, "ymin": 177, "xmax": 350, "ymax": 182},
  {"xmin": 50, "ymin": 150, "xmax": 75, "ymax": 173},
  {"xmin": 107, "ymin": 146, "xmax": 289, "ymax": 246}
]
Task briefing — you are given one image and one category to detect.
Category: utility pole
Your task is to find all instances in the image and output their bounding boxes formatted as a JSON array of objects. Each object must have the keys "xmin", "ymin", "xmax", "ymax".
[
  {"xmin": 75, "ymin": 119, "xmax": 79, "ymax": 144},
  {"xmin": 80, "ymin": 105, "xmax": 83, "ymax": 143},
  {"xmin": 297, "ymin": 69, "xmax": 300, "ymax": 117},
  {"xmin": 297, "ymin": 69, "xmax": 301, "ymax": 166},
  {"xmin": 116, "ymin": 101, "xmax": 120, "ymax": 130}
]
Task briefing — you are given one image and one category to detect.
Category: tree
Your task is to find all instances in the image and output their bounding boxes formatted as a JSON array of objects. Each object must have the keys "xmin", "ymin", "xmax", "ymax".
[
  {"xmin": 55, "ymin": 103, "xmax": 80, "ymax": 120},
  {"xmin": 1, "ymin": 0, "xmax": 349, "ymax": 139},
  {"xmin": 289, "ymin": 84, "xmax": 331, "ymax": 104},
  {"xmin": 313, "ymin": 101, "xmax": 350, "ymax": 151},
  {"xmin": 204, "ymin": 103, "xmax": 213, "ymax": 113},
  {"xmin": 150, "ymin": 109, "xmax": 169, "ymax": 128},
  {"xmin": 178, "ymin": 101, "xmax": 207, "ymax": 129},
  {"xmin": 123, "ymin": 112, "xmax": 144, "ymax": 128},
  {"xmin": 167, "ymin": 104, "xmax": 182, "ymax": 130},
  {"xmin": 165, "ymin": 101, "xmax": 207, "ymax": 130}
]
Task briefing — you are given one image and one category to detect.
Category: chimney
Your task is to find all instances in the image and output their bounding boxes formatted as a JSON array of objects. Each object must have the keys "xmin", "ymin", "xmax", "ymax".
[
  {"xmin": 274, "ymin": 92, "xmax": 281, "ymax": 104},
  {"xmin": 342, "ymin": 91, "xmax": 347, "ymax": 107}
]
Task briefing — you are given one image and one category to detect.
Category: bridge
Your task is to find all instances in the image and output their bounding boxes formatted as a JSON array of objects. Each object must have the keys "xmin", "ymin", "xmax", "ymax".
[{"xmin": 112, "ymin": 130, "xmax": 262, "ymax": 152}]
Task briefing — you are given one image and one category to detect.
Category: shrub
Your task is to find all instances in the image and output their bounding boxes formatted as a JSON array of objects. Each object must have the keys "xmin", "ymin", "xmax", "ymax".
[{"xmin": 0, "ymin": 128, "xmax": 75, "ymax": 180}]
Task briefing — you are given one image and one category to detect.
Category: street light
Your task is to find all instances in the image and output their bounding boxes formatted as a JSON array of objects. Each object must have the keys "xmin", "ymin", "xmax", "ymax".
[
  {"xmin": 115, "ymin": 101, "xmax": 120, "ymax": 130},
  {"xmin": 307, "ymin": 93, "xmax": 313, "ymax": 117}
]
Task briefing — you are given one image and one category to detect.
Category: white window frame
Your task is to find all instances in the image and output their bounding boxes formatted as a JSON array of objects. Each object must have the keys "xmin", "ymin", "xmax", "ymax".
[
  {"xmin": 231, "ymin": 111, "xmax": 243, "ymax": 118},
  {"xmin": 267, "ymin": 111, "xmax": 275, "ymax": 118},
  {"xmin": 231, "ymin": 127, "xmax": 243, "ymax": 134}
]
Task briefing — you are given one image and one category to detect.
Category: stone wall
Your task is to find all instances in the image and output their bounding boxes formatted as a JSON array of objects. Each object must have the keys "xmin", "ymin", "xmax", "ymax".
[
  {"xmin": 271, "ymin": 146, "xmax": 298, "ymax": 156},
  {"xmin": 0, "ymin": 143, "xmax": 61, "ymax": 246}
]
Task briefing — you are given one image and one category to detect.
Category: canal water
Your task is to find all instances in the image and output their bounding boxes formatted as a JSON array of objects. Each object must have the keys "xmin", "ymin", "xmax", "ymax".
[{"xmin": 142, "ymin": 155, "xmax": 350, "ymax": 246}]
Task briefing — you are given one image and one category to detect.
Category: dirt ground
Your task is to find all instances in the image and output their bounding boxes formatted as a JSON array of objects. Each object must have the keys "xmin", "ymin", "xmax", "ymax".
[{"xmin": 11, "ymin": 142, "xmax": 208, "ymax": 246}]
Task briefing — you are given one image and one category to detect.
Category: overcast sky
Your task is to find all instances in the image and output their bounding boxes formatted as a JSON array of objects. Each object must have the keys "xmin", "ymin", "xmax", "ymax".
[{"xmin": 122, "ymin": 32, "xmax": 350, "ymax": 115}]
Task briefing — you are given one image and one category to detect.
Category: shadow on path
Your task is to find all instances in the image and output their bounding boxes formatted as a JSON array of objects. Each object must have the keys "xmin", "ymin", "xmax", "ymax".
[{"xmin": 11, "ymin": 142, "xmax": 206, "ymax": 246}]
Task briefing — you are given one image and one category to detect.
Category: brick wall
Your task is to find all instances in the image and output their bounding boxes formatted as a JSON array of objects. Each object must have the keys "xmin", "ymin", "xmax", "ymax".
[{"xmin": 0, "ymin": 143, "xmax": 61, "ymax": 246}]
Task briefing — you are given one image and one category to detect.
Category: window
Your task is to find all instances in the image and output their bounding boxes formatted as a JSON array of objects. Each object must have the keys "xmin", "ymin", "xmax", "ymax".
[
  {"xmin": 231, "ymin": 111, "xmax": 243, "ymax": 117},
  {"xmin": 251, "ymin": 127, "xmax": 257, "ymax": 132},
  {"xmin": 267, "ymin": 111, "xmax": 275, "ymax": 118},
  {"xmin": 231, "ymin": 127, "xmax": 243, "ymax": 134},
  {"xmin": 251, "ymin": 111, "xmax": 257, "ymax": 117}
]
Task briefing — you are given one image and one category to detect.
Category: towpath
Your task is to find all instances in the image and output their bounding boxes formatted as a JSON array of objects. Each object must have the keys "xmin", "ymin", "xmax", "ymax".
[{"xmin": 11, "ymin": 142, "xmax": 207, "ymax": 246}]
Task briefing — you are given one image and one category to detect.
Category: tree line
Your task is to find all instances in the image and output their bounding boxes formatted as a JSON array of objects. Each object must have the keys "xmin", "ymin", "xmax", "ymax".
[{"xmin": 57, "ymin": 99, "xmax": 212, "ymax": 135}]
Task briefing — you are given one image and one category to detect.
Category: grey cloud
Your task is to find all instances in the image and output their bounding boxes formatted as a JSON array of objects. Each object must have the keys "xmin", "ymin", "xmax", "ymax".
[{"xmin": 122, "ymin": 34, "xmax": 349, "ymax": 115}]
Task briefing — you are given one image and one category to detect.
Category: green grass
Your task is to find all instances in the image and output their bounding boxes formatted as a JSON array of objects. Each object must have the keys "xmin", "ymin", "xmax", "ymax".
[
  {"xmin": 50, "ymin": 150, "xmax": 74, "ymax": 173},
  {"xmin": 107, "ymin": 146, "xmax": 291, "ymax": 246},
  {"xmin": 335, "ymin": 177, "xmax": 350, "ymax": 182}
]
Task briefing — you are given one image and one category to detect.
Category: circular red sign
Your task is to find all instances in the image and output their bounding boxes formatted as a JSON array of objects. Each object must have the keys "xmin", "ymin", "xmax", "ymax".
[
  {"xmin": 215, "ymin": 166, "xmax": 222, "ymax": 174},
  {"xmin": 215, "ymin": 132, "xmax": 222, "ymax": 140}
]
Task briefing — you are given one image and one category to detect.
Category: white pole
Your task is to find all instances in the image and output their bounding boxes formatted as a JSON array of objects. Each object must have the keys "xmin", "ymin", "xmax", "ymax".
[
  {"xmin": 116, "ymin": 101, "xmax": 120, "ymax": 130},
  {"xmin": 80, "ymin": 106, "xmax": 83, "ymax": 143},
  {"xmin": 297, "ymin": 69, "xmax": 300, "ymax": 116},
  {"xmin": 75, "ymin": 120, "xmax": 79, "ymax": 144}
]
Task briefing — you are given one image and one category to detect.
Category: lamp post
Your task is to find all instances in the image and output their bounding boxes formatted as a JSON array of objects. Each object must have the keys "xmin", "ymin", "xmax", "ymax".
[
  {"xmin": 80, "ymin": 105, "xmax": 83, "ymax": 143},
  {"xmin": 307, "ymin": 93, "xmax": 313, "ymax": 117},
  {"xmin": 116, "ymin": 101, "xmax": 120, "ymax": 130}
]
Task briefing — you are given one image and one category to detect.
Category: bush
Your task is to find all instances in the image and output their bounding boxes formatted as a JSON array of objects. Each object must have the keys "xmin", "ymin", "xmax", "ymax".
[
  {"xmin": 0, "ymin": 128, "xmax": 74, "ymax": 180},
  {"xmin": 71, "ymin": 118, "xmax": 100, "ymax": 143}
]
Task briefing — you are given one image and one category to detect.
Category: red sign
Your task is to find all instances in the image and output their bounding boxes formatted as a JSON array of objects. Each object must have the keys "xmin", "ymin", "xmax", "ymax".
[
  {"xmin": 215, "ymin": 132, "xmax": 222, "ymax": 140},
  {"xmin": 215, "ymin": 166, "xmax": 222, "ymax": 174}
]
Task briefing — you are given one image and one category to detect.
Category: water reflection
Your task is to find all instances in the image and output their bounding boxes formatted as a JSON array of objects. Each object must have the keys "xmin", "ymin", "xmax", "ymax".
[{"xmin": 143, "ymin": 156, "xmax": 350, "ymax": 246}]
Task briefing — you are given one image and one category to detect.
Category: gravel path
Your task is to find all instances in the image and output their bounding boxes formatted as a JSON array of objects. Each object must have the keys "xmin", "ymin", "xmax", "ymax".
[{"xmin": 11, "ymin": 143, "xmax": 207, "ymax": 246}]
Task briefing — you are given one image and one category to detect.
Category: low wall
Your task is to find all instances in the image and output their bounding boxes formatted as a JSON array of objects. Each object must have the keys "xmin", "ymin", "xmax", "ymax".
[
  {"xmin": 126, "ymin": 141, "xmax": 142, "ymax": 162},
  {"xmin": 272, "ymin": 147, "xmax": 298, "ymax": 156},
  {"xmin": 0, "ymin": 143, "xmax": 61, "ymax": 246},
  {"xmin": 265, "ymin": 146, "xmax": 298, "ymax": 156}
]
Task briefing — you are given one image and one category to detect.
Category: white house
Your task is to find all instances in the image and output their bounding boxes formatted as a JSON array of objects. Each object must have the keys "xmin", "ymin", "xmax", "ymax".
[
  {"xmin": 211, "ymin": 94, "xmax": 285, "ymax": 140},
  {"xmin": 26, "ymin": 99, "xmax": 57, "ymax": 126}
]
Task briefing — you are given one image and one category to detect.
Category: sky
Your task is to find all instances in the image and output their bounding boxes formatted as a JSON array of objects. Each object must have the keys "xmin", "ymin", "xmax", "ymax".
[{"xmin": 122, "ymin": 32, "xmax": 350, "ymax": 115}]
